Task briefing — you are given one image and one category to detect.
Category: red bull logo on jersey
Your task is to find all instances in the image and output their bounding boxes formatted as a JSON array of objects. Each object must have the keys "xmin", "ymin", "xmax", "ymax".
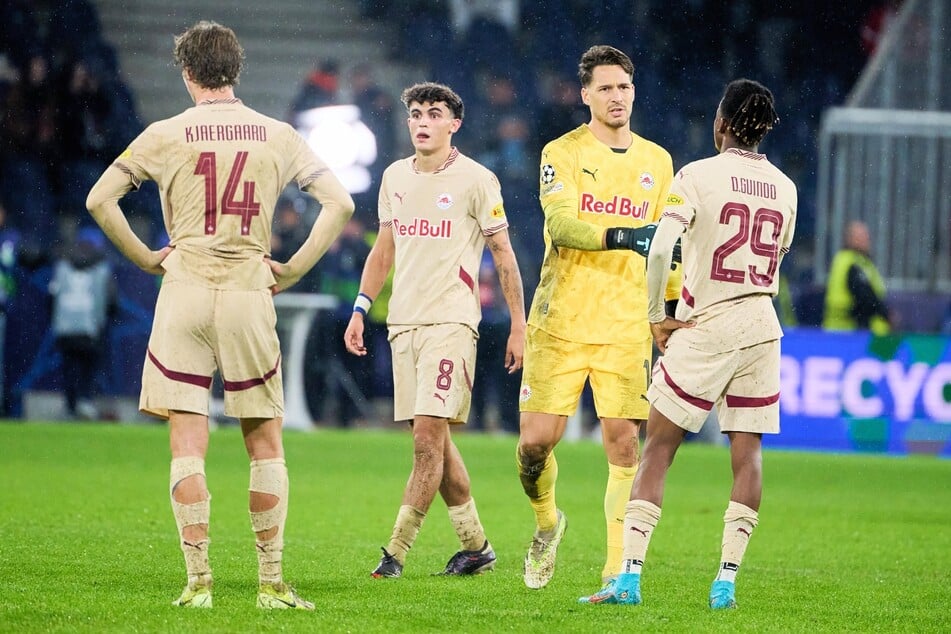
[
  {"xmin": 436, "ymin": 193, "xmax": 454, "ymax": 209},
  {"xmin": 580, "ymin": 193, "xmax": 649, "ymax": 219},
  {"xmin": 393, "ymin": 217, "xmax": 452, "ymax": 239}
]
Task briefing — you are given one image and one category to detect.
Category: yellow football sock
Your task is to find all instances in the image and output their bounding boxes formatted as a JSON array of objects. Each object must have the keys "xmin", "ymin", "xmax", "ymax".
[
  {"xmin": 602, "ymin": 462, "xmax": 638, "ymax": 580},
  {"xmin": 517, "ymin": 447, "xmax": 559, "ymax": 532}
]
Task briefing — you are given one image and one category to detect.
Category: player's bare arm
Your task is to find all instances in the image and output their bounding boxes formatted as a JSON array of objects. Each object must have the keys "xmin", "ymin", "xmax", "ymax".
[
  {"xmin": 269, "ymin": 174, "xmax": 355, "ymax": 294},
  {"xmin": 485, "ymin": 229, "xmax": 526, "ymax": 373},
  {"xmin": 86, "ymin": 165, "xmax": 173, "ymax": 275},
  {"xmin": 343, "ymin": 225, "xmax": 395, "ymax": 356}
]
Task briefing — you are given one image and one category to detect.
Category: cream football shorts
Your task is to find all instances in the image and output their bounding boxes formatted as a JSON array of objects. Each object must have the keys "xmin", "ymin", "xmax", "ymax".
[
  {"xmin": 647, "ymin": 337, "xmax": 781, "ymax": 435},
  {"xmin": 519, "ymin": 325, "xmax": 652, "ymax": 420},
  {"xmin": 140, "ymin": 280, "xmax": 283, "ymax": 420},
  {"xmin": 389, "ymin": 323, "xmax": 477, "ymax": 423}
]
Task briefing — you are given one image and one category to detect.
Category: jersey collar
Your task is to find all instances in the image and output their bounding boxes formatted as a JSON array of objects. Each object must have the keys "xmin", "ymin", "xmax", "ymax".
[{"xmin": 412, "ymin": 147, "xmax": 459, "ymax": 174}]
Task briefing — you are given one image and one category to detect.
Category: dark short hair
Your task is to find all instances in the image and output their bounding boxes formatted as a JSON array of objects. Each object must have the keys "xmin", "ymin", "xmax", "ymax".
[
  {"xmin": 578, "ymin": 45, "xmax": 634, "ymax": 87},
  {"xmin": 400, "ymin": 82, "xmax": 464, "ymax": 120},
  {"xmin": 173, "ymin": 21, "xmax": 244, "ymax": 89}
]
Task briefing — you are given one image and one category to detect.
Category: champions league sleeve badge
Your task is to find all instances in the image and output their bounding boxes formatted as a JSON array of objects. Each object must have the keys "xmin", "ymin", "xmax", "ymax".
[{"xmin": 541, "ymin": 164, "xmax": 556, "ymax": 184}]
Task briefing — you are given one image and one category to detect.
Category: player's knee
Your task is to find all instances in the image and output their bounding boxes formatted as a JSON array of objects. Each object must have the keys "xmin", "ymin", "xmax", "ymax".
[
  {"xmin": 249, "ymin": 458, "xmax": 288, "ymax": 542},
  {"xmin": 170, "ymin": 456, "xmax": 208, "ymax": 504},
  {"xmin": 170, "ymin": 457, "xmax": 211, "ymax": 536},
  {"xmin": 517, "ymin": 441, "xmax": 551, "ymax": 474}
]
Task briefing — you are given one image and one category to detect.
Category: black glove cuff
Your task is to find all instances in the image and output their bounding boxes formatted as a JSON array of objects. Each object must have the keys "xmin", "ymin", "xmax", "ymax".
[{"xmin": 604, "ymin": 227, "xmax": 632, "ymax": 250}]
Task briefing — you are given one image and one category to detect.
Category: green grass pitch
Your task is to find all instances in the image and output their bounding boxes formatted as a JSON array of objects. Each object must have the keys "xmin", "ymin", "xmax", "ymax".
[{"xmin": 1, "ymin": 422, "xmax": 949, "ymax": 633}]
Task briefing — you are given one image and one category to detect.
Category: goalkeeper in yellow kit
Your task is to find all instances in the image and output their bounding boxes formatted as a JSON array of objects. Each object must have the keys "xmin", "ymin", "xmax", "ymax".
[{"xmin": 517, "ymin": 44, "xmax": 681, "ymax": 589}]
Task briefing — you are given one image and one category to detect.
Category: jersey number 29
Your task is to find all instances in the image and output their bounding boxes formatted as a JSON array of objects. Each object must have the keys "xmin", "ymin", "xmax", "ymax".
[{"xmin": 711, "ymin": 203, "xmax": 783, "ymax": 287}]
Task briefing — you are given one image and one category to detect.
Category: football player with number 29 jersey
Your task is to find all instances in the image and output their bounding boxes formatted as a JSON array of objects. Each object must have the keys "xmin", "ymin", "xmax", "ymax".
[{"xmin": 580, "ymin": 78, "xmax": 797, "ymax": 610}]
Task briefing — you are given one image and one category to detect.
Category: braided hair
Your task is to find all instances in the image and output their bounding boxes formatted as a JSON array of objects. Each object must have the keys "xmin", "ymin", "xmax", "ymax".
[{"xmin": 720, "ymin": 79, "xmax": 779, "ymax": 147}]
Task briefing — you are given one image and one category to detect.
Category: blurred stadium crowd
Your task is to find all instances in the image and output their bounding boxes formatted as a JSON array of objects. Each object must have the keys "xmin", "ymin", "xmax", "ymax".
[{"xmin": 0, "ymin": 0, "xmax": 922, "ymax": 422}]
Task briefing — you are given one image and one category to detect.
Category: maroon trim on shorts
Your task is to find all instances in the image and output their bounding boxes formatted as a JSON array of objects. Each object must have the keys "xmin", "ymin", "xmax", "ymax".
[
  {"xmin": 659, "ymin": 361, "xmax": 713, "ymax": 411},
  {"xmin": 458, "ymin": 266, "xmax": 474, "ymax": 291},
  {"xmin": 147, "ymin": 349, "xmax": 213, "ymax": 389},
  {"xmin": 222, "ymin": 354, "xmax": 281, "ymax": 392},
  {"xmin": 681, "ymin": 285, "xmax": 695, "ymax": 308},
  {"xmin": 725, "ymin": 392, "xmax": 780, "ymax": 407}
]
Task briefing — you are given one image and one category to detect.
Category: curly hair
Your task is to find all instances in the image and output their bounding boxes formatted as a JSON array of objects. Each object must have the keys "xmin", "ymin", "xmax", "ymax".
[
  {"xmin": 720, "ymin": 79, "xmax": 780, "ymax": 147},
  {"xmin": 400, "ymin": 82, "xmax": 464, "ymax": 120},
  {"xmin": 173, "ymin": 21, "xmax": 244, "ymax": 90},
  {"xmin": 578, "ymin": 45, "xmax": 634, "ymax": 87}
]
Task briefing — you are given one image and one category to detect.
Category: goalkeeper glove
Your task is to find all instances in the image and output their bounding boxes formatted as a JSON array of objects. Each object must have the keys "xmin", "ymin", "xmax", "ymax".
[{"xmin": 605, "ymin": 224, "xmax": 682, "ymax": 263}]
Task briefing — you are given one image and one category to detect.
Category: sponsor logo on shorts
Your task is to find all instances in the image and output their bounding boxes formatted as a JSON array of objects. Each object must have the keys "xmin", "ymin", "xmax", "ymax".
[
  {"xmin": 580, "ymin": 193, "xmax": 649, "ymax": 219},
  {"xmin": 392, "ymin": 217, "xmax": 452, "ymax": 238},
  {"xmin": 519, "ymin": 385, "xmax": 532, "ymax": 402}
]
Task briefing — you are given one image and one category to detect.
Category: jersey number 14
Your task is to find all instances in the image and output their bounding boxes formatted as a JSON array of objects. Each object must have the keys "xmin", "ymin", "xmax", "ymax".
[{"xmin": 195, "ymin": 151, "xmax": 261, "ymax": 236}]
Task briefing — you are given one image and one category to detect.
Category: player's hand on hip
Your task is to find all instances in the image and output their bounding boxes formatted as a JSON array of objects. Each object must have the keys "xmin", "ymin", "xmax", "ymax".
[
  {"xmin": 141, "ymin": 245, "xmax": 174, "ymax": 275},
  {"xmin": 266, "ymin": 258, "xmax": 300, "ymax": 295},
  {"xmin": 650, "ymin": 317, "xmax": 694, "ymax": 354},
  {"xmin": 344, "ymin": 313, "xmax": 367, "ymax": 356}
]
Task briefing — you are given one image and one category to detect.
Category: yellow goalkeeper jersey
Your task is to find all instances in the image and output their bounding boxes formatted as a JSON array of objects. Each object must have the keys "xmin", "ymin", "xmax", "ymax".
[{"xmin": 529, "ymin": 124, "xmax": 680, "ymax": 344}]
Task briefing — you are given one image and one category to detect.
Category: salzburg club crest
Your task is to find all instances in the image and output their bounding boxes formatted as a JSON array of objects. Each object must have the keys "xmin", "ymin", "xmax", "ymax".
[
  {"xmin": 639, "ymin": 172, "xmax": 655, "ymax": 190},
  {"xmin": 436, "ymin": 193, "xmax": 454, "ymax": 209},
  {"xmin": 519, "ymin": 385, "xmax": 532, "ymax": 403}
]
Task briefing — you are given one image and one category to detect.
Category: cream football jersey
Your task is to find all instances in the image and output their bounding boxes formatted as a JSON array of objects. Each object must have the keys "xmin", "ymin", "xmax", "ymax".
[
  {"xmin": 530, "ymin": 124, "xmax": 678, "ymax": 344},
  {"xmin": 379, "ymin": 148, "xmax": 508, "ymax": 333},
  {"xmin": 661, "ymin": 147, "xmax": 798, "ymax": 350},
  {"xmin": 114, "ymin": 98, "xmax": 331, "ymax": 289}
]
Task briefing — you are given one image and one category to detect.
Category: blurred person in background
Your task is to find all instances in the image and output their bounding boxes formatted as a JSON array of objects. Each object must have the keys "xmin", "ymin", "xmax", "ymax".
[
  {"xmin": 316, "ymin": 216, "xmax": 373, "ymax": 427},
  {"xmin": 823, "ymin": 219, "xmax": 893, "ymax": 335},
  {"xmin": 469, "ymin": 248, "xmax": 521, "ymax": 434},
  {"xmin": 48, "ymin": 227, "xmax": 116, "ymax": 420},
  {"xmin": 0, "ymin": 197, "xmax": 21, "ymax": 415},
  {"xmin": 287, "ymin": 58, "xmax": 341, "ymax": 122}
]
